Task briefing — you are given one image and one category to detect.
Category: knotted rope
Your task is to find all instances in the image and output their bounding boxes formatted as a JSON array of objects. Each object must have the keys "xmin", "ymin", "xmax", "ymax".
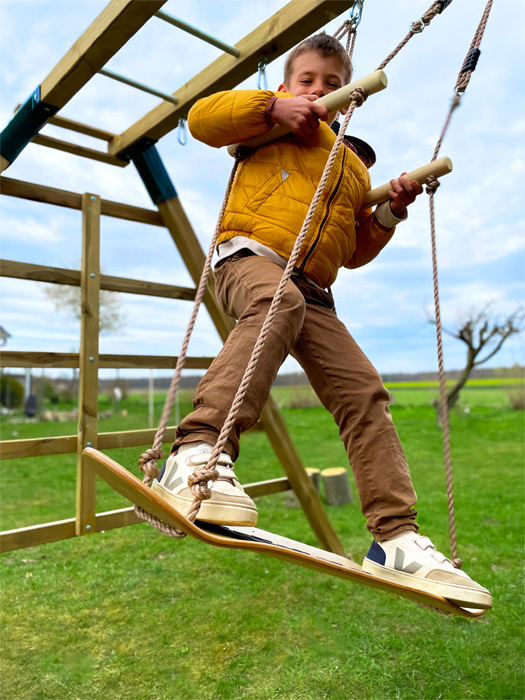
[
  {"xmin": 134, "ymin": 158, "xmax": 242, "ymax": 537},
  {"xmin": 425, "ymin": 0, "xmax": 493, "ymax": 568}
]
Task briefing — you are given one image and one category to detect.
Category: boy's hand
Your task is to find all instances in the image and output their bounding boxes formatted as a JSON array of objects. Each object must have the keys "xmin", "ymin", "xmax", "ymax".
[
  {"xmin": 388, "ymin": 173, "xmax": 424, "ymax": 217},
  {"xmin": 270, "ymin": 95, "xmax": 329, "ymax": 136}
]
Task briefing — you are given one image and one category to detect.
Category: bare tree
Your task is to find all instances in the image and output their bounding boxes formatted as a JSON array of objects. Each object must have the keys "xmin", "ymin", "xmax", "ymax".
[
  {"xmin": 428, "ymin": 303, "xmax": 524, "ymax": 410},
  {"xmin": 43, "ymin": 283, "xmax": 126, "ymax": 334}
]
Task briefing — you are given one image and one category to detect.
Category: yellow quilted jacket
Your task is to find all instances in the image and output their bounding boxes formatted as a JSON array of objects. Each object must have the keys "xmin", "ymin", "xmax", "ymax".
[{"xmin": 188, "ymin": 90, "xmax": 395, "ymax": 289}]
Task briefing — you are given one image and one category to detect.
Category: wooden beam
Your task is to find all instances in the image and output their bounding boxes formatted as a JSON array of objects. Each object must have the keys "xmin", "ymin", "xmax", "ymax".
[
  {"xmin": 48, "ymin": 115, "xmax": 116, "ymax": 141},
  {"xmin": 0, "ymin": 507, "xmax": 141, "ymax": 553},
  {"xmin": 109, "ymin": 0, "xmax": 354, "ymax": 156},
  {"xmin": 244, "ymin": 477, "xmax": 291, "ymax": 498},
  {"xmin": 39, "ymin": 0, "xmax": 168, "ymax": 109},
  {"xmin": 1, "ymin": 176, "xmax": 81, "ymax": 209},
  {"xmin": 32, "ymin": 134, "xmax": 129, "ymax": 167},
  {"xmin": 0, "ymin": 518, "xmax": 77, "ymax": 552},
  {"xmin": 98, "ymin": 354, "xmax": 213, "ymax": 370},
  {"xmin": 1, "ymin": 434, "xmax": 79, "ymax": 459},
  {"xmin": 0, "ymin": 259, "xmax": 196, "ymax": 300},
  {"xmin": 0, "ymin": 473, "xmax": 290, "ymax": 552},
  {"xmin": 0, "ymin": 177, "xmax": 164, "ymax": 226},
  {"xmin": 0, "ymin": 421, "xmax": 266, "ymax": 460},
  {"xmin": 0, "ymin": 351, "xmax": 213, "ymax": 370},
  {"xmin": 0, "ymin": 351, "xmax": 81, "ymax": 368},
  {"xmin": 0, "ymin": 428, "xmax": 177, "ymax": 460},
  {"xmin": 1, "ymin": 259, "xmax": 81, "ymax": 287}
]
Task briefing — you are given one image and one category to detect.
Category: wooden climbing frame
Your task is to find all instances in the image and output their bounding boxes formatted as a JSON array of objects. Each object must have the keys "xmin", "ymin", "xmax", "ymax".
[{"xmin": 0, "ymin": 0, "xmax": 359, "ymax": 555}]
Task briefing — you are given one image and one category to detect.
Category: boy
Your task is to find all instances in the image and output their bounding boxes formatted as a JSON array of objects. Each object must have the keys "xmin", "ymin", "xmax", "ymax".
[{"xmin": 152, "ymin": 34, "xmax": 491, "ymax": 609}]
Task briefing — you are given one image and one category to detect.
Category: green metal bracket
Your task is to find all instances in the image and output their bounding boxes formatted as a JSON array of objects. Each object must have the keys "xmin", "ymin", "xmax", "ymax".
[
  {"xmin": 0, "ymin": 86, "xmax": 58, "ymax": 165},
  {"xmin": 127, "ymin": 139, "xmax": 178, "ymax": 205}
]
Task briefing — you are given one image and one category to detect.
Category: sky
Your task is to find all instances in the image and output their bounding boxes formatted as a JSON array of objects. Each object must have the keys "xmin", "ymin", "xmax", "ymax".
[{"xmin": 0, "ymin": 0, "xmax": 524, "ymax": 382}]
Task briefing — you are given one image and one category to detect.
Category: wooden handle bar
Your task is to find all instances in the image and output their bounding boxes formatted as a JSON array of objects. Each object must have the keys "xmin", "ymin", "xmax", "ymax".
[
  {"xmin": 227, "ymin": 70, "xmax": 388, "ymax": 156},
  {"xmin": 363, "ymin": 157, "xmax": 453, "ymax": 208}
]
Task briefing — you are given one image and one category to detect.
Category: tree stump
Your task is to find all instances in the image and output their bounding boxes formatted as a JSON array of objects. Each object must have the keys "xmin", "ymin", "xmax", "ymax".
[
  {"xmin": 285, "ymin": 468, "xmax": 320, "ymax": 508},
  {"xmin": 321, "ymin": 467, "xmax": 353, "ymax": 505}
]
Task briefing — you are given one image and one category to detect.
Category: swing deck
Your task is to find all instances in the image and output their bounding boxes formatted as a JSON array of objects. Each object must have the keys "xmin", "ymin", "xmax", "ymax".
[{"xmin": 83, "ymin": 447, "xmax": 487, "ymax": 619}]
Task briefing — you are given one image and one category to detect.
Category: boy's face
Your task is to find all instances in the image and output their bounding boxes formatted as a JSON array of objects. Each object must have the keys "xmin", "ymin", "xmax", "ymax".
[{"xmin": 278, "ymin": 50, "xmax": 346, "ymax": 124}]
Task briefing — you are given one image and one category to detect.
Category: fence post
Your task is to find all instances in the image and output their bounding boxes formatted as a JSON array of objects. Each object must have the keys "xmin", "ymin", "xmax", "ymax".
[{"xmin": 76, "ymin": 193, "xmax": 100, "ymax": 536}]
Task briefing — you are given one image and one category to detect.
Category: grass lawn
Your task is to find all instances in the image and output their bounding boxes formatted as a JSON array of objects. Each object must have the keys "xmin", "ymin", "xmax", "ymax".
[{"xmin": 1, "ymin": 386, "xmax": 524, "ymax": 700}]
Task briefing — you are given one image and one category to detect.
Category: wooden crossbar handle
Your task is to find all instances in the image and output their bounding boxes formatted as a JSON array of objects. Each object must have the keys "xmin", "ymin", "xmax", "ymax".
[
  {"xmin": 363, "ymin": 157, "xmax": 453, "ymax": 208},
  {"xmin": 227, "ymin": 70, "xmax": 388, "ymax": 156}
]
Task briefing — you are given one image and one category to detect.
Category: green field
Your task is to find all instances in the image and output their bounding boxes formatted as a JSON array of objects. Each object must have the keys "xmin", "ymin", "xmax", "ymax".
[{"xmin": 1, "ymin": 382, "xmax": 524, "ymax": 700}]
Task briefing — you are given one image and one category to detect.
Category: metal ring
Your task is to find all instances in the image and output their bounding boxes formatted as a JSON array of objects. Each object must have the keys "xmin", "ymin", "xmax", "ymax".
[{"xmin": 410, "ymin": 19, "xmax": 424, "ymax": 34}]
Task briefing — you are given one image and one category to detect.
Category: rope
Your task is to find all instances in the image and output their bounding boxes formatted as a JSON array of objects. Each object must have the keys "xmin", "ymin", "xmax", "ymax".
[
  {"xmin": 376, "ymin": 1, "xmax": 446, "ymax": 72},
  {"xmin": 334, "ymin": 16, "xmax": 363, "ymax": 129},
  {"xmin": 333, "ymin": 19, "xmax": 358, "ymax": 62},
  {"xmin": 426, "ymin": 184, "xmax": 460, "ymax": 566},
  {"xmin": 134, "ymin": 157, "xmax": 242, "ymax": 537},
  {"xmin": 425, "ymin": 0, "xmax": 493, "ymax": 568}
]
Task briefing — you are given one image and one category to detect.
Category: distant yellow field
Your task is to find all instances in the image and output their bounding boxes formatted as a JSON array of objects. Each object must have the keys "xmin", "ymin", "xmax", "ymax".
[{"xmin": 385, "ymin": 377, "xmax": 522, "ymax": 389}]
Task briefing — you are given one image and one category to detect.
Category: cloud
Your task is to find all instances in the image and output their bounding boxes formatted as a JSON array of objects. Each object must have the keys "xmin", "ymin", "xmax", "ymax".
[
  {"xmin": 0, "ymin": 213, "xmax": 64, "ymax": 245},
  {"xmin": 1, "ymin": 0, "xmax": 523, "ymax": 376}
]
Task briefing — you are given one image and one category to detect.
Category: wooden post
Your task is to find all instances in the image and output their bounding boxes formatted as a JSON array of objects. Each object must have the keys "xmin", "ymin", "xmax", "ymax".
[
  {"xmin": 321, "ymin": 467, "xmax": 353, "ymax": 506},
  {"xmin": 76, "ymin": 193, "xmax": 101, "ymax": 536}
]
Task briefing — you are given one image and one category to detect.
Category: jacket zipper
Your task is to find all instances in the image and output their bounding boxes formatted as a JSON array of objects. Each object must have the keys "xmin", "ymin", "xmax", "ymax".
[{"xmin": 299, "ymin": 147, "xmax": 346, "ymax": 271}]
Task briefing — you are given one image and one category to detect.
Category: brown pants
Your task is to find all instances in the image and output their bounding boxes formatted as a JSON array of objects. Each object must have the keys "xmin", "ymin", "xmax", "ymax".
[{"xmin": 174, "ymin": 252, "xmax": 418, "ymax": 540}]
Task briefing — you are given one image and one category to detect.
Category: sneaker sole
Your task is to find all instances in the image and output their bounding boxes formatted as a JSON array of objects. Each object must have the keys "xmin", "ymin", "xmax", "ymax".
[
  {"xmin": 151, "ymin": 480, "xmax": 258, "ymax": 527},
  {"xmin": 362, "ymin": 558, "xmax": 492, "ymax": 610}
]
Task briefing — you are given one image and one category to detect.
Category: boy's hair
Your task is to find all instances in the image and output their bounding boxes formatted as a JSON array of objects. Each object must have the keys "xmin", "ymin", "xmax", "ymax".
[{"xmin": 283, "ymin": 32, "xmax": 352, "ymax": 86}]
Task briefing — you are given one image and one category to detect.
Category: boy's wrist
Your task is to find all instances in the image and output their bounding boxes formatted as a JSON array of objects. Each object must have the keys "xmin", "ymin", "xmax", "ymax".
[
  {"xmin": 375, "ymin": 201, "xmax": 406, "ymax": 228},
  {"xmin": 264, "ymin": 95, "xmax": 279, "ymax": 127}
]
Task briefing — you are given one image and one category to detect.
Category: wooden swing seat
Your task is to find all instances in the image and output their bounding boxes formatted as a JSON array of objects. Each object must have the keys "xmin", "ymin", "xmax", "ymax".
[{"xmin": 83, "ymin": 447, "xmax": 487, "ymax": 619}]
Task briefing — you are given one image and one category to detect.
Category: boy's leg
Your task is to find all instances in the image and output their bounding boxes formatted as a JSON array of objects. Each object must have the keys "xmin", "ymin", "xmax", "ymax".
[
  {"xmin": 290, "ymin": 281, "xmax": 417, "ymax": 542},
  {"xmin": 174, "ymin": 252, "xmax": 306, "ymax": 459},
  {"xmin": 154, "ymin": 253, "xmax": 306, "ymax": 526},
  {"xmin": 291, "ymin": 283, "xmax": 491, "ymax": 608}
]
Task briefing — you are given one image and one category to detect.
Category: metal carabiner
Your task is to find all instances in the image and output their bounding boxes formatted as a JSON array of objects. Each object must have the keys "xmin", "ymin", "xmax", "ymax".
[
  {"xmin": 348, "ymin": 0, "xmax": 364, "ymax": 31},
  {"xmin": 257, "ymin": 57, "xmax": 268, "ymax": 90},
  {"xmin": 178, "ymin": 117, "xmax": 187, "ymax": 146}
]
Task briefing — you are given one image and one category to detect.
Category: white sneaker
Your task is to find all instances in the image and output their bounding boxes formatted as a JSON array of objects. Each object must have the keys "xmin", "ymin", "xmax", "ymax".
[
  {"xmin": 362, "ymin": 531, "xmax": 492, "ymax": 609},
  {"xmin": 151, "ymin": 443, "xmax": 258, "ymax": 527}
]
